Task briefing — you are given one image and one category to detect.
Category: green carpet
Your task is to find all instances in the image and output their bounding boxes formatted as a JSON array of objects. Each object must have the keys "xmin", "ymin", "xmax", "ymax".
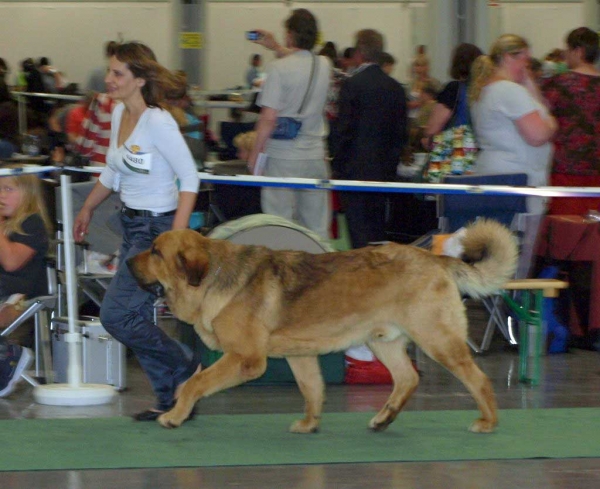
[{"xmin": 2, "ymin": 408, "xmax": 600, "ymax": 471}]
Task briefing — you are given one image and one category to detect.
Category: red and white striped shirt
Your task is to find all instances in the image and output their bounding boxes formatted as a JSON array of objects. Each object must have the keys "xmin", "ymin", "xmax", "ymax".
[{"xmin": 75, "ymin": 93, "xmax": 115, "ymax": 165}]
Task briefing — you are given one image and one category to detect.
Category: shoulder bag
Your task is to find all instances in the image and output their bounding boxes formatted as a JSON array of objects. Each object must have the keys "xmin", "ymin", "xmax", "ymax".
[
  {"xmin": 423, "ymin": 82, "xmax": 478, "ymax": 183},
  {"xmin": 271, "ymin": 55, "xmax": 317, "ymax": 140}
]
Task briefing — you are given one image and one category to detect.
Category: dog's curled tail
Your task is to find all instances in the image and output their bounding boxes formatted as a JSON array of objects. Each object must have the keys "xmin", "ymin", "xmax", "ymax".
[{"xmin": 447, "ymin": 219, "xmax": 519, "ymax": 299}]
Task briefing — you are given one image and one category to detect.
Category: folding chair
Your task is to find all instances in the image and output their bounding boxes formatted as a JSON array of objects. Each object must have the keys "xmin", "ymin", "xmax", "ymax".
[
  {"xmin": 54, "ymin": 181, "xmax": 122, "ymax": 315},
  {"xmin": 426, "ymin": 173, "xmax": 529, "ymax": 353},
  {"xmin": 0, "ymin": 258, "xmax": 59, "ymax": 385}
]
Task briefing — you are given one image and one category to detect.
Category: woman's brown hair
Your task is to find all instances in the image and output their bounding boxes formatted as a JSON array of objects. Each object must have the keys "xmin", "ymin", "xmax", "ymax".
[{"xmin": 113, "ymin": 42, "xmax": 186, "ymax": 109}]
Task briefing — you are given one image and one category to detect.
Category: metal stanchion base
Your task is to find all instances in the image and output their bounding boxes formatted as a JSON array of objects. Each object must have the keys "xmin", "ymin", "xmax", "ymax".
[{"xmin": 33, "ymin": 384, "xmax": 116, "ymax": 406}]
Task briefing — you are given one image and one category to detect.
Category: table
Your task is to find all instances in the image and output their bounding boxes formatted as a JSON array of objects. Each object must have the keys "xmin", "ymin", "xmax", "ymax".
[{"xmin": 536, "ymin": 215, "xmax": 600, "ymax": 343}]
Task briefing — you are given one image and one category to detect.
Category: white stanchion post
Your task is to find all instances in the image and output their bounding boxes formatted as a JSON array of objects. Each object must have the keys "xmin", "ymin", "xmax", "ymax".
[
  {"xmin": 34, "ymin": 174, "xmax": 115, "ymax": 406},
  {"xmin": 61, "ymin": 173, "xmax": 82, "ymax": 388}
]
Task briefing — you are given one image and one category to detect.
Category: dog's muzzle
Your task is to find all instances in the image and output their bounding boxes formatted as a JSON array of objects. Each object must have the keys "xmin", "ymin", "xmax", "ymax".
[
  {"xmin": 126, "ymin": 257, "xmax": 165, "ymax": 297},
  {"xmin": 145, "ymin": 282, "xmax": 165, "ymax": 298}
]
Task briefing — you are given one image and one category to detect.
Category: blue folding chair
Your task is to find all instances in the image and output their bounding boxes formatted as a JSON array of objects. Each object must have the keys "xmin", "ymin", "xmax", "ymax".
[
  {"xmin": 442, "ymin": 173, "xmax": 529, "ymax": 351},
  {"xmin": 417, "ymin": 173, "xmax": 529, "ymax": 353},
  {"xmin": 439, "ymin": 173, "xmax": 528, "ymax": 233}
]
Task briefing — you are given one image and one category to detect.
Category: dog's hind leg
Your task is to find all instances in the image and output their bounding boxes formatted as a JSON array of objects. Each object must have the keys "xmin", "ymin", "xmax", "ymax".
[
  {"xmin": 416, "ymin": 332, "xmax": 498, "ymax": 433},
  {"xmin": 366, "ymin": 338, "xmax": 420, "ymax": 432},
  {"xmin": 286, "ymin": 356, "xmax": 325, "ymax": 434}
]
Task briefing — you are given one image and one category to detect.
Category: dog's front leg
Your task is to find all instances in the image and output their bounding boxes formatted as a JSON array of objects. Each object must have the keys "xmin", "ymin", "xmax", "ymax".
[
  {"xmin": 158, "ymin": 352, "xmax": 267, "ymax": 429},
  {"xmin": 286, "ymin": 356, "xmax": 325, "ymax": 434}
]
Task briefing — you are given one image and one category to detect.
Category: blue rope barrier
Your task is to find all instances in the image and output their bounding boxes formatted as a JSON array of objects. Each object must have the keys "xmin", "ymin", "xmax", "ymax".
[{"xmin": 3, "ymin": 165, "xmax": 600, "ymax": 198}]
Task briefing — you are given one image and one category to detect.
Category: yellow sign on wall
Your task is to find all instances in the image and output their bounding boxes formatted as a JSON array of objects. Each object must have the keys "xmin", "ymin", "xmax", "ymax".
[{"xmin": 179, "ymin": 32, "xmax": 203, "ymax": 50}]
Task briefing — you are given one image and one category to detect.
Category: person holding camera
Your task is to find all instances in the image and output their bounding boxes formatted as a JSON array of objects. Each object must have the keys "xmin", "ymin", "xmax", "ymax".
[{"xmin": 247, "ymin": 9, "xmax": 332, "ymax": 239}]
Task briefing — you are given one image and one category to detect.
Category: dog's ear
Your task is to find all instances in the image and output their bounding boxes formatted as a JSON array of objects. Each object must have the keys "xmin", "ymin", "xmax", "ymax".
[{"xmin": 175, "ymin": 249, "xmax": 208, "ymax": 287}]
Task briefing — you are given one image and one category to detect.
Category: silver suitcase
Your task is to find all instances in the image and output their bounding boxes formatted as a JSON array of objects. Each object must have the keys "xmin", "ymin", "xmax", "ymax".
[{"xmin": 51, "ymin": 316, "xmax": 127, "ymax": 390}]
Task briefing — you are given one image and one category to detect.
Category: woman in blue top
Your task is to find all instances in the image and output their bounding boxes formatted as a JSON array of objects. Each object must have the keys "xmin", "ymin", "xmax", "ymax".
[{"xmin": 73, "ymin": 42, "xmax": 200, "ymax": 421}]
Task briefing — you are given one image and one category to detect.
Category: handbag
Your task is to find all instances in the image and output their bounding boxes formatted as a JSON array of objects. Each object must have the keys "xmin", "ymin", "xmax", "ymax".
[
  {"xmin": 271, "ymin": 117, "xmax": 303, "ymax": 140},
  {"xmin": 270, "ymin": 55, "xmax": 317, "ymax": 140},
  {"xmin": 423, "ymin": 82, "xmax": 478, "ymax": 183}
]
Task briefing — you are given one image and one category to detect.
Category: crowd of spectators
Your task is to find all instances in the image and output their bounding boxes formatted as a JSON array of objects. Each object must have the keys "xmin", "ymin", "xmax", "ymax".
[
  {"xmin": 1, "ymin": 14, "xmax": 599, "ymax": 401},
  {"xmin": 1, "ymin": 21, "xmax": 598, "ymax": 257}
]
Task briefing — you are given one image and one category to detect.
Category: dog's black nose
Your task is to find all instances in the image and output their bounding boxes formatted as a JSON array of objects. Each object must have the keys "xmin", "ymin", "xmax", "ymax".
[
  {"xmin": 147, "ymin": 282, "xmax": 165, "ymax": 298},
  {"xmin": 126, "ymin": 257, "xmax": 165, "ymax": 297}
]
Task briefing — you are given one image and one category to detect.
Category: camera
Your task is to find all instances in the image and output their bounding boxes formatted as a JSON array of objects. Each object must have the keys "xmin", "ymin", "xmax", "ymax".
[{"xmin": 245, "ymin": 31, "xmax": 262, "ymax": 41}]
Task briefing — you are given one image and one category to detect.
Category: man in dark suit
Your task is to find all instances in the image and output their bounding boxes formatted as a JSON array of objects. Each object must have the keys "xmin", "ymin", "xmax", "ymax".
[{"xmin": 331, "ymin": 29, "xmax": 408, "ymax": 248}]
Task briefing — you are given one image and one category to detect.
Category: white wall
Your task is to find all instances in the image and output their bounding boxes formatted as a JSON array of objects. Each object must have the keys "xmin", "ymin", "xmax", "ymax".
[
  {"xmin": 0, "ymin": 2, "xmax": 175, "ymax": 88},
  {"xmin": 488, "ymin": 2, "xmax": 585, "ymax": 58},
  {"xmin": 0, "ymin": 1, "xmax": 590, "ymax": 90},
  {"xmin": 204, "ymin": 2, "xmax": 426, "ymax": 90}
]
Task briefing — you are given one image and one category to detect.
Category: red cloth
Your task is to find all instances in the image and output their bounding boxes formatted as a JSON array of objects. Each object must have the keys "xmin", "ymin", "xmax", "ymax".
[
  {"xmin": 547, "ymin": 173, "xmax": 600, "ymax": 216},
  {"xmin": 74, "ymin": 93, "xmax": 115, "ymax": 165},
  {"xmin": 345, "ymin": 356, "xmax": 393, "ymax": 385},
  {"xmin": 65, "ymin": 105, "xmax": 86, "ymax": 139},
  {"xmin": 537, "ymin": 215, "xmax": 600, "ymax": 337}
]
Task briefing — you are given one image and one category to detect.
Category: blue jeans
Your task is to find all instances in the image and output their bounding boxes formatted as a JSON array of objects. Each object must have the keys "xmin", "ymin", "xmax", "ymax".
[{"xmin": 99, "ymin": 213, "xmax": 198, "ymax": 411}]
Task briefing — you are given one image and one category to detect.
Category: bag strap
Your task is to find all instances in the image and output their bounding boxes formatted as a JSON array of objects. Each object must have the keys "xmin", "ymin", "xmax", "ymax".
[
  {"xmin": 298, "ymin": 54, "xmax": 317, "ymax": 116},
  {"xmin": 448, "ymin": 82, "xmax": 469, "ymax": 128}
]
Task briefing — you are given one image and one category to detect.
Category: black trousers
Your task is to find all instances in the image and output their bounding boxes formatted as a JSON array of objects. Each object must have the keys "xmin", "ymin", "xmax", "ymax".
[{"xmin": 341, "ymin": 191, "xmax": 387, "ymax": 249}]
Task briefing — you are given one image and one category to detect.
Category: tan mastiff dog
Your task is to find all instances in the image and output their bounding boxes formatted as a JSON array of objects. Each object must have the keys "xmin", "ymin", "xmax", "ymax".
[{"xmin": 128, "ymin": 219, "xmax": 517, "ymax": 434}]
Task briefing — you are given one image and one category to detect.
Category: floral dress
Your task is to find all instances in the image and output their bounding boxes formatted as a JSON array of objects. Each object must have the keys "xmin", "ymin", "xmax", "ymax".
[
  {"xmin": 542, "ymin": 72, "xmax": 600, "ymax": 215},
  {"xmin": 543, "ymin": 72, "xmax": 600, "ymax": 175}
]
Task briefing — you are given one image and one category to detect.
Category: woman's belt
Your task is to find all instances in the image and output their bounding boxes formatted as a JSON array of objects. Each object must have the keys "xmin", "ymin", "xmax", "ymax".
[{"xmin": 121, "ymin": 206, "xmax": 177, "ymax": 218}]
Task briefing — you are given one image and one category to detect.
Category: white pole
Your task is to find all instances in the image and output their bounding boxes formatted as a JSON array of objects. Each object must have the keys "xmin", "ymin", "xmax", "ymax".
[
  {"xmin": 59, "ymin": 174, "xmax": 82, "ymax": 387},
  {"xmin": 34, "ymin": 173, "xmax": 115, "ymax": 406}
]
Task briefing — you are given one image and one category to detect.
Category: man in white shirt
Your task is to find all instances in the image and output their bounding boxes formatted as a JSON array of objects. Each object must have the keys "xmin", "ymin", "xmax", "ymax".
[{"xmin": 248, "ymin": 9, "xmax": 332, "ymax": 239}]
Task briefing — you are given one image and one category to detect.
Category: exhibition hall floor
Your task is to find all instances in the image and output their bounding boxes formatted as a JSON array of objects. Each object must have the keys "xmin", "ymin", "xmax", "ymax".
[{"xmin": 2, "ymin": 305, "xmax": 600, "ymax": 488}]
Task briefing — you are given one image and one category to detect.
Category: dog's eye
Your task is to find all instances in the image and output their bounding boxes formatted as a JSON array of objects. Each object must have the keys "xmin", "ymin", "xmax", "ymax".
[{"xmin": 150, "ymin": 246, "xmax": 163, "ymax": 258}]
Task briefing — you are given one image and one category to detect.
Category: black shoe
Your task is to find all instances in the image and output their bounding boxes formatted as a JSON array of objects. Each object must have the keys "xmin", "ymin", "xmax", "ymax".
[
  {"xmin": 132, "ymin": 409, "xmax": 164, "ymax": 421},
  {"xmin": 132, "ymin": 406, "xmax": 197, "ymax": 422}
]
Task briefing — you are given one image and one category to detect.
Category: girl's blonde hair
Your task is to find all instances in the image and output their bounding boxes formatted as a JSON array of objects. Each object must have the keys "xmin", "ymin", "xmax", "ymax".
[
  {"xmin": 469, "ymin": 34, "xmax": 529, "ymax": 103},
  {"xmin": 233, "ymin": 131, "xmax": 257, "ymax": 152},
  {"xmin": 1, "ymin": 167, "xmax": 53, "ymax": 237}
]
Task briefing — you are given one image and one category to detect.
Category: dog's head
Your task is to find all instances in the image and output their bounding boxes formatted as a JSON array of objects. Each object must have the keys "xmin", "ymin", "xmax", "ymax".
[{"xmin": 127, "ymin": 229, "xmax": 211, "ymax": 298}]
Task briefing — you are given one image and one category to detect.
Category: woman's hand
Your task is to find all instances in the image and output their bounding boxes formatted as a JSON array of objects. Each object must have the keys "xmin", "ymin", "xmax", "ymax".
[
  {"xmin": 73, "ymin": 207, "xmax": 92, "ymax": 243},
  {"xmin": 71, "ymin": 181, "xmax": 112, "ymax": 242},
  {"xmin": 253, "ymin": 29, "xmax": 291, "ymax": 58},
  {"xmin": 172, "ymin": 191, "xmax": 197, "ymax": 231},
  {"xmin": 253, "ymin": 30, "xmax": 278, "ymax": 51}
]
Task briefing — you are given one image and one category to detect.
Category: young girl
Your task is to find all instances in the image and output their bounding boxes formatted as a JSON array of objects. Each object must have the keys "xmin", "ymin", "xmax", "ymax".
[{"xmin": 0, "ymin": 168, "xmax": 53, "ymax": 397}]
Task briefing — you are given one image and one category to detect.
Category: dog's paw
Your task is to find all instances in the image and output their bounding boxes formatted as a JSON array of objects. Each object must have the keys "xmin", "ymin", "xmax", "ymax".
[
  {"xmin": 368, "ymin": 414, "xmax": 393, "ymax": 432},
  {"xmin": 289, "ymin": 418, "xmax": 319, "ymax": 434},
  {"xmin": 368, "ymin": 420, "xmax": 391, "ymax": 432},
  {"xmin": 157, "ymin": 412, "xmax": 182, "ymax": 429},
  {"xmin": 469, "ymin": 418, "xmax": 496, "ymax": 433}
]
